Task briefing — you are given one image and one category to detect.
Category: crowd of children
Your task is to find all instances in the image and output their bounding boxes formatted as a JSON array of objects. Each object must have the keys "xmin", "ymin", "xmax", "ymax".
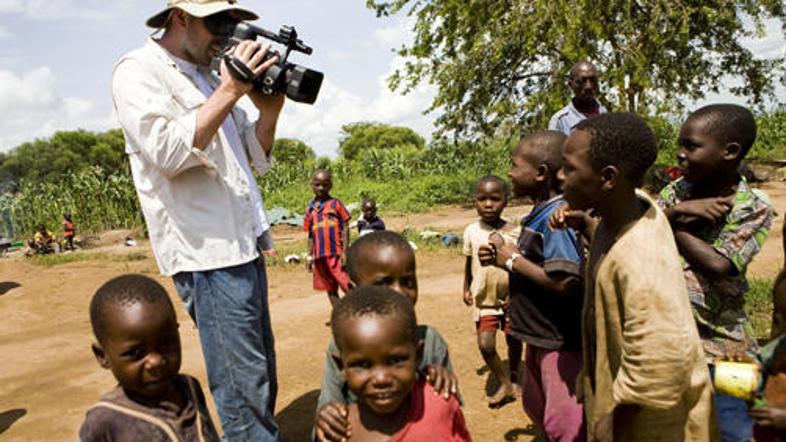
[{"xmin": 78, "ymin": 101, "xmax": 786, "ymax": 442}]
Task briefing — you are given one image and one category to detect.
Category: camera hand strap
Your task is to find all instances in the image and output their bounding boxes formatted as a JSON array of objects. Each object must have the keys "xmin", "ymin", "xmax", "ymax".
[{"xmin": 223, "ymin": 55, "xmax": 255, "ymax": 83}]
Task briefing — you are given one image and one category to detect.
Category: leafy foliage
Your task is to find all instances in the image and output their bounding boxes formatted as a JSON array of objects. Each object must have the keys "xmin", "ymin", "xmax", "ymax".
[
  {"xmin": 272, "ymin": 138, "xmax": 316, "ymax": 165},
  {"xmin": 0, "ymin": 129, "xmax": 127, "ymax": 192},
  {"xmin": 2, "ymin": 108, "xmax": 785, "ymax": 239},
  {"xmin": 366, "ymin": 0, "xmax": 786, "ymax": 138},
  {"xmin": 754, "ymin": 106, "xmax": 786, "ymax": 161},
  {"xmin": 338, "ymin": 122, "xmax": 425, "ymax": 159}
]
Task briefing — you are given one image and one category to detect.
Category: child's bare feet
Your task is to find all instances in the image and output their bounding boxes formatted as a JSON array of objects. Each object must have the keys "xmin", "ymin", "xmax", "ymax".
[{"xmin": 488, "ymin": 382, "xmax": 516, "ymax": 408}]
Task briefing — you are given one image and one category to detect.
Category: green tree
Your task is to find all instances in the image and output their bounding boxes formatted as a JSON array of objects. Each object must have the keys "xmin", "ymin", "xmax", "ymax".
[
  {"xmin": 272, "ymin": 138, "xmax": 316, "ymax": 165},
  {"xmin": 338, "ymin": 122, "xmax": 425, "ymax": 159},
  {"xmin": 0, "ymin": 129, "xmax": 129, "ymax": 189},
  {"xmin": 367, "ymin": 0, "xmax": 786, "ymax": 138}
]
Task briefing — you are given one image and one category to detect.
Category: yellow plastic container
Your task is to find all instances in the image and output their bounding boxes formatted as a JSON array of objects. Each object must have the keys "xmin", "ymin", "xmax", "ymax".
[{"xmin": 714, "ymin": 361, "xmax": 760, "ymax": 401}]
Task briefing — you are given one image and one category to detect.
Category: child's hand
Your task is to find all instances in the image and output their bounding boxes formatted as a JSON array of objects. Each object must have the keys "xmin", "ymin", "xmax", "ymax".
[
  {"xmin": 315, "ymin": 401, "xmax": 351, "ymax": 442},
  {"xmin": 425, "ymin": 364, "xmax": 459, "ymax": 400},
  {"xmin": 549, "ymin": 204, "xmax": 597, "ymax": 238},
  {"xmin": 750, "ymin": 406, "xmax": 786, "ymax": 429},
  {"xmin": 490, "ymin": 241, "xmax": 518, "ymax": 269},
  {"xmin": 673, "ymin": 196, "xmax": 734, "ymax": 223},
  {"xmin": 463, "ymin": 290, "xmax": 473, "ymax": 306},
  {"xmin": 478, "ymin": 244, "xmax": 496, "ymax": 267}
]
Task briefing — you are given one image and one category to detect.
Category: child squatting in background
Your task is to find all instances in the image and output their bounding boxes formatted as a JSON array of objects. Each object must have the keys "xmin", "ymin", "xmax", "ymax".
[
  {"xmin": 79, "ymin": 274, "xmax": 219, "ymax": 442},
  {"xmin": 330, "ymin": 286, "xmax": 471, "ymax": 441},
  {"xmin": 357, "ymin": 198, "xmax": 386, "ymax": 236}
]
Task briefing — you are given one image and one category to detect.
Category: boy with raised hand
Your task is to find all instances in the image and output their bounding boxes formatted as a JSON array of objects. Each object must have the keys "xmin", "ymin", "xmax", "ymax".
[
  {"xmin": 560, "ymin": 112, "xmax": 715, "ymax": 441},
  {"xmin": 657, "ymin": 104, "xmax": 774, "ymax": 441},
  {"xmin": 463, "ymin": 175, "xmax": 521, "ymax": 408},
  {"xmin": 314, "ymin": 231, "xmax": 458, "ymax": 442},
  {"xmin": 479, "ymin": 131, "xmax": 586, "ymax": 441},
  {"xmin": 79, "ymin": 275, "xmax": 219, "ymax": 441},
  {"xmin": 331, "ymin": 286, "xmax": 471, "ymax": 441},
  {"xmin": 306, "ymin": 169, "xmax": 352, "ymax": 309}
]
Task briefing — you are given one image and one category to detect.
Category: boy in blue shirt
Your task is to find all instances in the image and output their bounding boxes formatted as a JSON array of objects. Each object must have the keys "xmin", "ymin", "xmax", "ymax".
[{"xmin": 480, "ymin": 130, "xmax": 585, "ymax": 441}]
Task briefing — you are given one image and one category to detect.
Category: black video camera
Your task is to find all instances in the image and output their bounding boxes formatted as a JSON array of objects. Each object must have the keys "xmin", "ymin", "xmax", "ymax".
[{"xmin": 207, "ymin": 14, "xmax": 323, "ymax": 105}]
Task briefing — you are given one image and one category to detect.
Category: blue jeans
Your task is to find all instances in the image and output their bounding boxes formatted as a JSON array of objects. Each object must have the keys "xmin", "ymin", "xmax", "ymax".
[
  {"xmin": 710, "ymin": 365, "xmax": 754, "ymax": 442},
  {"xmin": 173, "ymin": 258, "xmax": 278, "ymax": 441}
]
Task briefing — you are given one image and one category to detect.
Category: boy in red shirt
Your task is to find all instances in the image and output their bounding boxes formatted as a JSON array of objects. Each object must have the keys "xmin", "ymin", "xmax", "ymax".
[
  {"xmin": 305, "ymin": 170, "xmax": 352, "ymax": 309},
  {"xmin": 331, "ymin": 285, "xmax": 471, "ymax": 442}
]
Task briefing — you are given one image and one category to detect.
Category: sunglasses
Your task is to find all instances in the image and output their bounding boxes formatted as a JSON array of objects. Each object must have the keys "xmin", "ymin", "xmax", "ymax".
[{"xmin": 203, "ymin": 12, "xmax": 242, "ymax": 37}]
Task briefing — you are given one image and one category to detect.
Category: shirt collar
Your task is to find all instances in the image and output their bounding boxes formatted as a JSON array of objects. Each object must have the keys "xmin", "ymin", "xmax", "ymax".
[{"xmin": 145, "ymin": 38, "xmax": 212, "ymax": 80}]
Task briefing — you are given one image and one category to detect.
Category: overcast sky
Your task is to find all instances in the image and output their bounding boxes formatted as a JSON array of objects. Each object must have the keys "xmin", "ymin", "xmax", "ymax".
[{"xmin": 0, "ymin": 0, "xmax": 783, "ymax": 156}]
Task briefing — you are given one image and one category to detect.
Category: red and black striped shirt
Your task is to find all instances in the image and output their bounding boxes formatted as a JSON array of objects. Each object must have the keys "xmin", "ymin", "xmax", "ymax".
[{"xmin": 304, "ymin": 197, "xmax": 351, "ymax": 258}]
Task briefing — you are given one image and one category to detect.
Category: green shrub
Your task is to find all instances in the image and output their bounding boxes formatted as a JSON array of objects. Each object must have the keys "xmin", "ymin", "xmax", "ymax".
[{"xmin": 746, "ymin": 277, "xmax": 775, "ymax": 340}]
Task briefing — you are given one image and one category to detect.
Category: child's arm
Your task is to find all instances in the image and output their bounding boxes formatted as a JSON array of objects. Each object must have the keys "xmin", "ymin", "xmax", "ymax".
[
  {"xmin": 663, "ymin": 196, "xmax": 733, "ymax": 225},
  {"xmin": 673, "ymin": 229, "xmax": 737, "ymax": 278},
  {"xmin": 462, "ymin": 256, "xmax": 473, "ymax": 306},
  {"xmin": 480, "ymin": 239, "xmax": 578, "ymax": 297},
  {"xmin": 549, "ymin": 203, "xmax": 597, "ymax": 242},
  {"xmin": 749, "ymin": 406, "xmax": 786, "ymax": 430},
  {"xmin": 314, "ymin": 343, "xmax": 351, "ymax": 442},
  {"xmin": 340, "ymin": 222, "xmax": 349, "ymax": 265}
]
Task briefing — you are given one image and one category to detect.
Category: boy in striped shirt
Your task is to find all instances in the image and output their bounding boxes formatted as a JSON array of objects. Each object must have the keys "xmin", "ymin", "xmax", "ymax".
[{"xmin": 305, "ymin": 170, "xmax": 352, "ymax": 309}]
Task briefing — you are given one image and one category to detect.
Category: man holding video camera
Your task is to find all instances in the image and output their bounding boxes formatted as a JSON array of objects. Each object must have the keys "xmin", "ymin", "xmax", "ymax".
[{"xmin": 112, "ymin": 0, "xmax": 283, "ymax": 439}]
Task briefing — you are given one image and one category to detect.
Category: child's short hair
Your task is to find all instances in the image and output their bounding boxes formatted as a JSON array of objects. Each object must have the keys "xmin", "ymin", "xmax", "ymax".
[
  {"xmin": 313, "ymin": 169, "xmax": 332, "ymax": 180},
  {"xmin": 575, "ymin": 112, "xmax": 656, "ymax": 186},
  {"xmin": 346, "ymin": 231, "xmax": 413, "ymax": 281},
  {"xmin": 475, "ymin": 175, "xmax": 509, "ymax": 196},
  {"xmin": 519, "ymin": 130, "xmax": 566, "ymax": 186},
  {"xmin": 331, "ymin": 285, "xmax": 418, "ymax": 348},
  {"xmin": 687, "ymin": 104, "xmax": 757, "ymax": 157},
  {"xmin": 362, "ymin": 197, "xmax": 376, "ymax": 207},
  {"xmin": 90, "ymin": 274, "xmax": 174, "ymax": 343}
]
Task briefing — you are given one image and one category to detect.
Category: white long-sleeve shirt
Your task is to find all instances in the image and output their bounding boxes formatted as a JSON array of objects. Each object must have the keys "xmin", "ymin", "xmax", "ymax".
[{"xmin": 112, "ymin": 39, "xmax": 272, "ymax": 276}]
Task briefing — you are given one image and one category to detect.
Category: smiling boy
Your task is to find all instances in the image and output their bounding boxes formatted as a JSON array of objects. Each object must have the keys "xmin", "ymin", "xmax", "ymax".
[{"xmin": 331, "ymin": 286, "xmax": 471, "ymax": 441}]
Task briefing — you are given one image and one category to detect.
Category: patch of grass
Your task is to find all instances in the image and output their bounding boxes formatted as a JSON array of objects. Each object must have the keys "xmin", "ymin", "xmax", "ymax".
[
  {"xmin": 746, "ymin": 277, "xmax": 775, "ymax": 340},
  {"xmin": 29, "ymin": 250, "xmax": 148, "ymax": 267}
]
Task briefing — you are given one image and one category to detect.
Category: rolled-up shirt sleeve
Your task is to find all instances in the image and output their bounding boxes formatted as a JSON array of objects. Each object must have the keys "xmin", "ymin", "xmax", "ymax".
[{"xmin": 112, "ymin": 58, "xmax": 216, "ymax": 178}]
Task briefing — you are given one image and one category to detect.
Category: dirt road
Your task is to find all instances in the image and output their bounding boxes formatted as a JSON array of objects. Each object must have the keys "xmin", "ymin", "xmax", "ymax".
[{"xmin": 0, "ymin": 183, "xmax": 783, "ymax": 441}]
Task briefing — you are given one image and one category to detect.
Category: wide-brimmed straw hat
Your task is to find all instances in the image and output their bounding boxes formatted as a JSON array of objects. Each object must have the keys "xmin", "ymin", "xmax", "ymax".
[{"xmin": 146, "ymin": 0, "xmax": 258, "ymax": 28}]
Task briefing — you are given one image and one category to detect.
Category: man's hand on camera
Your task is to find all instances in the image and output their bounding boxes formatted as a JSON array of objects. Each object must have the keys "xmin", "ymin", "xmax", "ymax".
[{"xmin": 219, "ymin": 40, "xmax": 279, "ymax": 99}]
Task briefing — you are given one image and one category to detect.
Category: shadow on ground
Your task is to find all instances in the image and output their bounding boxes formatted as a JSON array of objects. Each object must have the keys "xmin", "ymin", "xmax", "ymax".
[
  {"xmin": 505, "ymin": 424, "xmax": 543, "ymax": 441},
  {"xmin": 277, "ymin": 389, "xmax": 319, "ymax": 442},
  {"xmin": 0, "ymin": 282, "xmax": 20, "ymax": 296},
  {"xmin": 0, "ymin": 409, "xmax": 27, "ymax": 434}
]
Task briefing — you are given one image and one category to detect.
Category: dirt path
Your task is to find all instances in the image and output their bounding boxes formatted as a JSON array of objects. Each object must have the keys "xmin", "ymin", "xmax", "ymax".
[{"xmin": 0, "ymin": 184, "xmax": 783, "ymax": 441}]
